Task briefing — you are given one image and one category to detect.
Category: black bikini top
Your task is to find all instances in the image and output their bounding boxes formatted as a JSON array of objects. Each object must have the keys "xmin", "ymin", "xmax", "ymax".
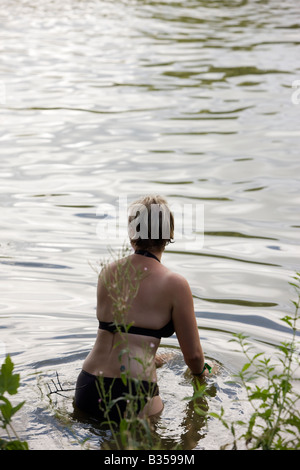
[
  {"xmin": 98, "ymin": 249, "xmax": 175, "ymax": 339},
  {"xmin": 98, "ymin": 319, "xmax": 174, "ymax": 338}
]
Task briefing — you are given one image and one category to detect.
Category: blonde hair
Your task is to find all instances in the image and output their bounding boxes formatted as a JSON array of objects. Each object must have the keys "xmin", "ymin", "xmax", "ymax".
[{"xmin": 128, "ymin": 195, "xmax": 174, "ymax": 250}]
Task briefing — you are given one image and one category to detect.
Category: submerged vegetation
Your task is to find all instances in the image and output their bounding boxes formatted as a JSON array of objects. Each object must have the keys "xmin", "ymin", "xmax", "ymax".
[{"xmin": 1, "ymin": 268, "xmax": 300, "ymax": 450}]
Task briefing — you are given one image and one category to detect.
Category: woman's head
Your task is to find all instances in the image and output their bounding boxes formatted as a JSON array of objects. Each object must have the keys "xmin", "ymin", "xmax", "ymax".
[{"xmin": 128, "ymin": 195, "xmax": 174, "ymax": 251}]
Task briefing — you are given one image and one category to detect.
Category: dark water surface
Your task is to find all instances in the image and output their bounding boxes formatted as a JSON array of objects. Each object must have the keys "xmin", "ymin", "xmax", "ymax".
[{"xmin": 1, "ymin": 0, "xmax": 300, "ymax": 449}]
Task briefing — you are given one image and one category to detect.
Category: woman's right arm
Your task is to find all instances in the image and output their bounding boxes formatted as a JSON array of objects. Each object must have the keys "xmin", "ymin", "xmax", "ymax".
[{"xmin": 170, "ymin": 273, "xmax": 206, "ymax": 376}]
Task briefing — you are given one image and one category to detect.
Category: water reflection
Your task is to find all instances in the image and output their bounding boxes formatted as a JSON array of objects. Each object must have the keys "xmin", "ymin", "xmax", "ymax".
[{"xmin": 71, "ymin": 388, "xmax": 212, "ymax": 451}]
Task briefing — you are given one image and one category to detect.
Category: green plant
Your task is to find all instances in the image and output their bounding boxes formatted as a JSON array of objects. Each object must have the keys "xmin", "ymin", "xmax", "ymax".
[
  {"xmin": 94, "ymin": 246, "xmax": 159, "ymax": 450},
  {"xmin": 209, "ymin": 272, "xmax": 300, "ymax": 450},
  {"xmin": 0, "ymin": 355, "xmax": 29, "ymax": 450}
]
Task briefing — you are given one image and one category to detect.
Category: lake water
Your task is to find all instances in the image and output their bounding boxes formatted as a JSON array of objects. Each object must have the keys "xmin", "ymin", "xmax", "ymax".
[{"xmin": 1, "ymin": 0, "xmax": 300, "ymax": 450}]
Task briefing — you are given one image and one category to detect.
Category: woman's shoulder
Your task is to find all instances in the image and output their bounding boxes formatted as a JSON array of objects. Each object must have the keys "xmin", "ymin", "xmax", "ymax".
[{"xmin": 162, "ymin": 268, "xmax": 191, "ymax": 295}]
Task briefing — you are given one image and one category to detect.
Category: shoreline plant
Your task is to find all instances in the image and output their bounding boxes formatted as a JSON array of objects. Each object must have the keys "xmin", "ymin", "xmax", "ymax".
[
  {"xmin": 193, "ymin": 271, "xmax": 300, "ymax": 450},
  {"xmin": 0, "ymin": 355, "xmax": 28, "ymax": 450}
]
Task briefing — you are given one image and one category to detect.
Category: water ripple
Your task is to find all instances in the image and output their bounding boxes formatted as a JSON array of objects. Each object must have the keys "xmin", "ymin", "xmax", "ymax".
[{"xmin": 1, "ymin": 0, "xmax": 300, "ymax": 450}]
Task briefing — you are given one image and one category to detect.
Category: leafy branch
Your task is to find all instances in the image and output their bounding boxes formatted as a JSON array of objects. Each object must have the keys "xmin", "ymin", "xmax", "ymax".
[{"xmin": 0, "ymin": 355, "xmax": 28, "ymax": 450}]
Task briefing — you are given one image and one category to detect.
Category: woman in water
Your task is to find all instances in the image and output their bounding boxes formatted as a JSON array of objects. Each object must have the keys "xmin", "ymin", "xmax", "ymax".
[{"xmin": 74, "ymin": 195, "xmax": 209, "ymax": 423}]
